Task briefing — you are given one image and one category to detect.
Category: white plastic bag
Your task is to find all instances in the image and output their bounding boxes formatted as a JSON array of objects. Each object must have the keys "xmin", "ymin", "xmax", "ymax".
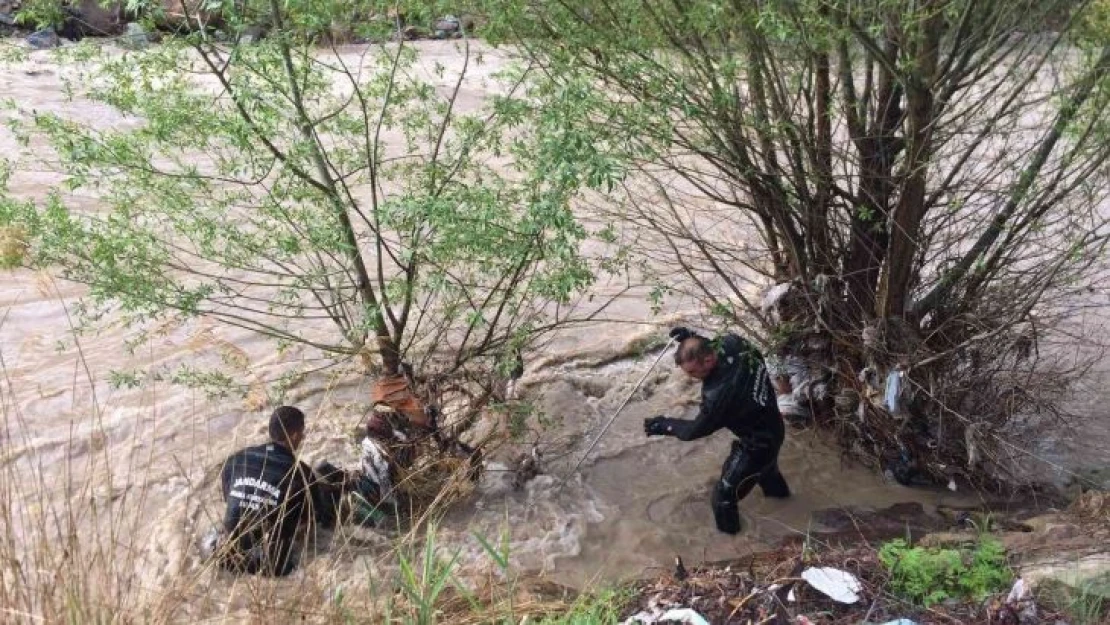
[
  {"xmin": 621, "ymin": 607, "xmax": 711, "ymax": 625},
  {"xmin": 800, "ymin": 567, "xmax": 863, "ymax": 604}
]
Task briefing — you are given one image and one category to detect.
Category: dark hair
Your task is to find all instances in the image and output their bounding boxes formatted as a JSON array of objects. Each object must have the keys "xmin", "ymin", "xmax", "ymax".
[
  {"xmin": 675, "ymin": 336, "xmax": 715, "ymax": 365},
  {"xmin": 365, "ymin": 411, "xmax": 398, "ymax": 440},
  {"xmin": 269, "ymin": 406, "xmax": 305, "ymax": 444}
]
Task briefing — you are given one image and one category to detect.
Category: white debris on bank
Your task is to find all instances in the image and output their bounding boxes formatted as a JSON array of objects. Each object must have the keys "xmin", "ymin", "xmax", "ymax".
[
  {"xmin": 621, "ymin": 606, "xmax": 711, "ymax": 625},
  {"xmin": 799, "ymin": 566, "xmax": 863, "ymax": 604}
]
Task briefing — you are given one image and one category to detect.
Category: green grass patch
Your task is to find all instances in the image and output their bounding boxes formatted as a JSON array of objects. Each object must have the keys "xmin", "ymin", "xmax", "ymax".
[
  {"xmin": 536, "ymin": 588, "xmax": 632, "ymax": 624},
  {"xmin": 878, "ymin": 536, "xmax": 1012, "ymax": 607}
]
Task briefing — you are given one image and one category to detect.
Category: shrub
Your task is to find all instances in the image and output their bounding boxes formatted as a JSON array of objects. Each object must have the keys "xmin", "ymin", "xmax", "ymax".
[{"xmin": 878, "ymin": 537, "xmax": 1012, "ymax": 606}]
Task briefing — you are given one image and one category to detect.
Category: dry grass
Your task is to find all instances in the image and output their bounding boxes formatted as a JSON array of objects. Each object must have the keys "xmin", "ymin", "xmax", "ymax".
[
  {"xmin": 0, "ymin": 311, "xmax": 607, "ymax": 623},
  {"xmin": 396, "ymin": 453, "xmax": 478, "ymax": 514},
  {"xmin": 1069, "ymin": 489, "xmax": 1110, "ymax": 524},
  {"xmin": 0, "ymin": 399, "xmax": 596, "ymax": 623},
  {"xmin": 0, "ymin": 224, "xmax": 28, "ymax": 268}
]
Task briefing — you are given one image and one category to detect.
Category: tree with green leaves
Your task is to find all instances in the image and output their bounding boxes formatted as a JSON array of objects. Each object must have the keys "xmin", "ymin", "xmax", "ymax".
[
  {"xmin": 0, "ymin": 2, "xmax": 626, "ymax": 438},
  {"xmin": 478, "ymin": 0, "xmax": 1110, "ymax": 488}
]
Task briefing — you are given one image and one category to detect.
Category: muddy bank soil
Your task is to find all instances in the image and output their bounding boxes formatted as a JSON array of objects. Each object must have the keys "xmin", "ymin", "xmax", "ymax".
[{"xmin": 614, "ymin": 491, "xmax": 1110, "ymax": 625}]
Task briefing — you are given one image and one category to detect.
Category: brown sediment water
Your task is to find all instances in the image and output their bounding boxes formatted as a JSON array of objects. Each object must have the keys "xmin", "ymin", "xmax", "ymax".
[{"xmin": 1, "ymin": 40, "xmax": 1105, "ymax": 611}]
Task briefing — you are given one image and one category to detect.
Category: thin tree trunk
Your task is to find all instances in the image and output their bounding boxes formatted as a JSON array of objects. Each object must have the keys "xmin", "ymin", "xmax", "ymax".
[
  {"xmin": 878, "ymin": 3, "xmax": 942, "ymax": 319},
  {"xmin": 745, "ymin": 29, "xmax": 807, "ymax": 279},
  {"xmin": 268, "ymin": 0, "xmax": 401, "ymax": 373},
  {"xmin": 812, "ymin": 41, "xmax": 834, "ymax": 275},
  {"xmin": 844, "ymin": 35, "xmax": 902, "ymax": 324},
  {"xmin": 913, "ymin": 44, "xmax": 1110, "ymax": 318}
]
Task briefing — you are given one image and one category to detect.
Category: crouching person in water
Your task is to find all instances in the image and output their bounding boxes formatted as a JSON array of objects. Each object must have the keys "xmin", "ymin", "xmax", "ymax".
[
  {"xmin": 313, "ymin": 411, "xmax": 417, "ymax": 527},
  {"xmin": 349, "ymin": 412, "xmax": 416, "ymax": 525},
  {"xmin": 643, "ymin": 328, "xmax": 791, "ymax": 534},
  {"xmin": 216, "ymin": 406, "xmax": 336, "ymax": 576}
]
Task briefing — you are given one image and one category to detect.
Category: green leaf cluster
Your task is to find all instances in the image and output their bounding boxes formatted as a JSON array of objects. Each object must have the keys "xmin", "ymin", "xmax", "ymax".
[
  {"xmin": 878, "ymin": 537, "xmax": 1012, "ymax": 607},
  {"xmin": 1, "ymin": 1, "xmax": 621, "ymax": 386},
  {"xmin": 12, "ymin": 0, "xmax": 67, "ymax": 29}
]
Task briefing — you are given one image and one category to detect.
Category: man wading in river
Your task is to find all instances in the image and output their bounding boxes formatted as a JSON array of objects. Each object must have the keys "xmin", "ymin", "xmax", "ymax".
[
  {"xmin": 216, "ymin": 406, "xmax": 336, "ymax": 576},
  {"xmin": 644, "ymin": 328, "xmax": 791, "ymax": 534}
]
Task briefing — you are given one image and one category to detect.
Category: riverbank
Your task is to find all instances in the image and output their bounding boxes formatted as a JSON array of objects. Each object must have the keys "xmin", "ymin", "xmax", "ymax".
[
  {"xmin": 611, "ymin": 490, "xmax": 1109, "ymax": 624},
  {"xmin": 383, "ymin": 489, "xmax": 1109, "ymax": 624},
  {"xmin": 491, "ymin": 489, "xmax": 1105, "ymax": 625},
  {"xmin": 0, "ymin": 5, "xmax": 479, "ymax": 50}
]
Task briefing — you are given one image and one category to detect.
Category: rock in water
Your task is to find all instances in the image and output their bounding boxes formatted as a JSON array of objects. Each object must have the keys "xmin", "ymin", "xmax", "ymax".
[
  {"xmin": 120, "ymin": 23, "xmax": 150, "ymax": 50},
  {"xmin": 433, "ymin": 15, "xmax": 460, "ymax": 38},
  {"xmin": 238, "ymin": 24, "xmax": 264, "ymax": 44},
  {"xmin": 396, "ymin": 25, "xmax": 426, "ymax": 41},
  {"xmin": 62, "ymin": 0, "xmax": 125, "ymax": 38},
  {"xmin": 27, "ymin": 29, "xmax": 61, "ymax": 49},
  {"xmin": 158, "ymin": 0, "xmax": 223, "ymax": 31},
  {"xmin": 510, "ymin": 446, "xmax": 541, "ymax": 490},
  {"xmin": 0, "ymin": 0, "xmax": 17, "ymax": 27}
]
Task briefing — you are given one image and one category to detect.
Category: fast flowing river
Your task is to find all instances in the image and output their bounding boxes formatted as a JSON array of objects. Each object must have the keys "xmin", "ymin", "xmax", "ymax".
[{"xmin": 1, "ymin": 39, "xmax": 1106, "ymax": 619}]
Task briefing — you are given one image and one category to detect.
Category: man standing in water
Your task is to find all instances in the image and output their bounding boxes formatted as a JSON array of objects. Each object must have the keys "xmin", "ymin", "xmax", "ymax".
[
  {"xmin": 644, "ymin": 327, "xmax": 791, "ymax": 534},
  {"xmin": 217, "ymin": 406, "xmax": 336, "ymax": 576}
]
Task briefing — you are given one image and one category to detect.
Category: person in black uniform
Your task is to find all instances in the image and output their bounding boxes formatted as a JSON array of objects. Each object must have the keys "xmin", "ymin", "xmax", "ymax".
[
  {"xmin": 644, "ymin": 328, "xmax": 791, "ymax": 534},
  {"xmin": 217, "ymin": 406, "xmax": 336, "ymax": 576}
]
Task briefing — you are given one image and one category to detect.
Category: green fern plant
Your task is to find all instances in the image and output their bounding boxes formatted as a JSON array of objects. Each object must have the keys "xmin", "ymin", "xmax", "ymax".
[
  {"xmin": 13, "ymin": 0, "xmax": 66, "ymax": 29},
  {"xmin": 879, "ymin": 537, "xmax": 1012, "ymax": 606}
]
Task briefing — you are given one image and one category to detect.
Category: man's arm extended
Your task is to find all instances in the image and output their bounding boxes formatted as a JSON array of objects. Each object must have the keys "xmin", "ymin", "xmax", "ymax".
[
  {"xmin": 646, "ymin": 379, "xmax": 738, "ymax": 441},
  {"xmin": 300, "ymin": 462, "xmax": 337, "ymax": 530},
  {"xmin": 651, "ymin": 412, "xmax": 720, "ymax": 441}
]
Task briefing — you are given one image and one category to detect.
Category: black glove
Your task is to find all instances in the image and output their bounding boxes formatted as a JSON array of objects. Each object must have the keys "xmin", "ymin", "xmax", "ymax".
[
  {"xmin": 669, "ymin": 326, "xmax": 694, "ymax": 342},
  {"xmin": 644, "ymin": 415, "xmax": 671, "ymax": 437}
]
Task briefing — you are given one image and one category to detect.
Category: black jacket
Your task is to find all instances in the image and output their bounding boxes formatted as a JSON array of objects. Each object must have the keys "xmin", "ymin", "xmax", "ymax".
[
  {"xmin": 219, "ymin": 443, "xmax": 334, "ymax": 567},
  {"xmin": 659, "ymin": 334, "xmax": 784, "ymax": 446}
]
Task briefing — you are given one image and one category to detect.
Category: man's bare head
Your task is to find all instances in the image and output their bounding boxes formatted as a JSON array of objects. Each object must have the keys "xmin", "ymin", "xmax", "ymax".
[
  {"xmin": 675, "ymin": 336, "xmax": 717, "ymax": 380},
  {"xmin": 269, "ymin": 405, "xmax": 306, "ymax": 451}
]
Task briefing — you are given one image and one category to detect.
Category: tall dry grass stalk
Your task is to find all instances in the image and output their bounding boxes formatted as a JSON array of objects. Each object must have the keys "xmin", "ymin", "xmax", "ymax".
[
  {"xmin": 0, "ymin": 369, "xmax": 413, "ymax": 621},
  {"xmin": 0, "ymin": 225, "xmax": 29, "ymax": 268},
  {"xmin": 0, "ymin": 301, "xmax": 601, "ymax": 623}
]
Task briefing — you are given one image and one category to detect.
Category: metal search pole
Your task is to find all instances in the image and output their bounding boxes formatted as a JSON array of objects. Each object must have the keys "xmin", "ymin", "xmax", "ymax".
[{"xmin": 565, "ymin": 337, "xmax": 677, "ymax": 480}]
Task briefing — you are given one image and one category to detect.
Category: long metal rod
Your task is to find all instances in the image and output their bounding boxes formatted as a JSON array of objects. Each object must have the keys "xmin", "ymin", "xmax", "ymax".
[{"xmin": 566, "ymin": 337, "xmax": 677, "ymax": 478}]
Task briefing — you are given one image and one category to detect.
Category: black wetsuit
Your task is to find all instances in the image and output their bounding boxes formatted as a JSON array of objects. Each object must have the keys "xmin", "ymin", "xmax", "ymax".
[
  {"xmin": 219, "ymin": 443, "xmax": 335, "ymax": 576},
  {"xmin": 654, "ymin": 334, "xmax": 790, "ymax": 534}
]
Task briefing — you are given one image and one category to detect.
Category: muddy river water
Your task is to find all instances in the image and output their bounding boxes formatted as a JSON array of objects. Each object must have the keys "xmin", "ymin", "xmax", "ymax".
[{"xmin": 1, "ymin": 40, "xmax": 1107, "ymax": 614}]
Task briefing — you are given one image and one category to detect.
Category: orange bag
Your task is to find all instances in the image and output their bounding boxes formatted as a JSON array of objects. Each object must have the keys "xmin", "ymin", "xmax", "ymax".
[{"xmin": 371, "ymin": 375, "xmax": 434, "ymax": 430}]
